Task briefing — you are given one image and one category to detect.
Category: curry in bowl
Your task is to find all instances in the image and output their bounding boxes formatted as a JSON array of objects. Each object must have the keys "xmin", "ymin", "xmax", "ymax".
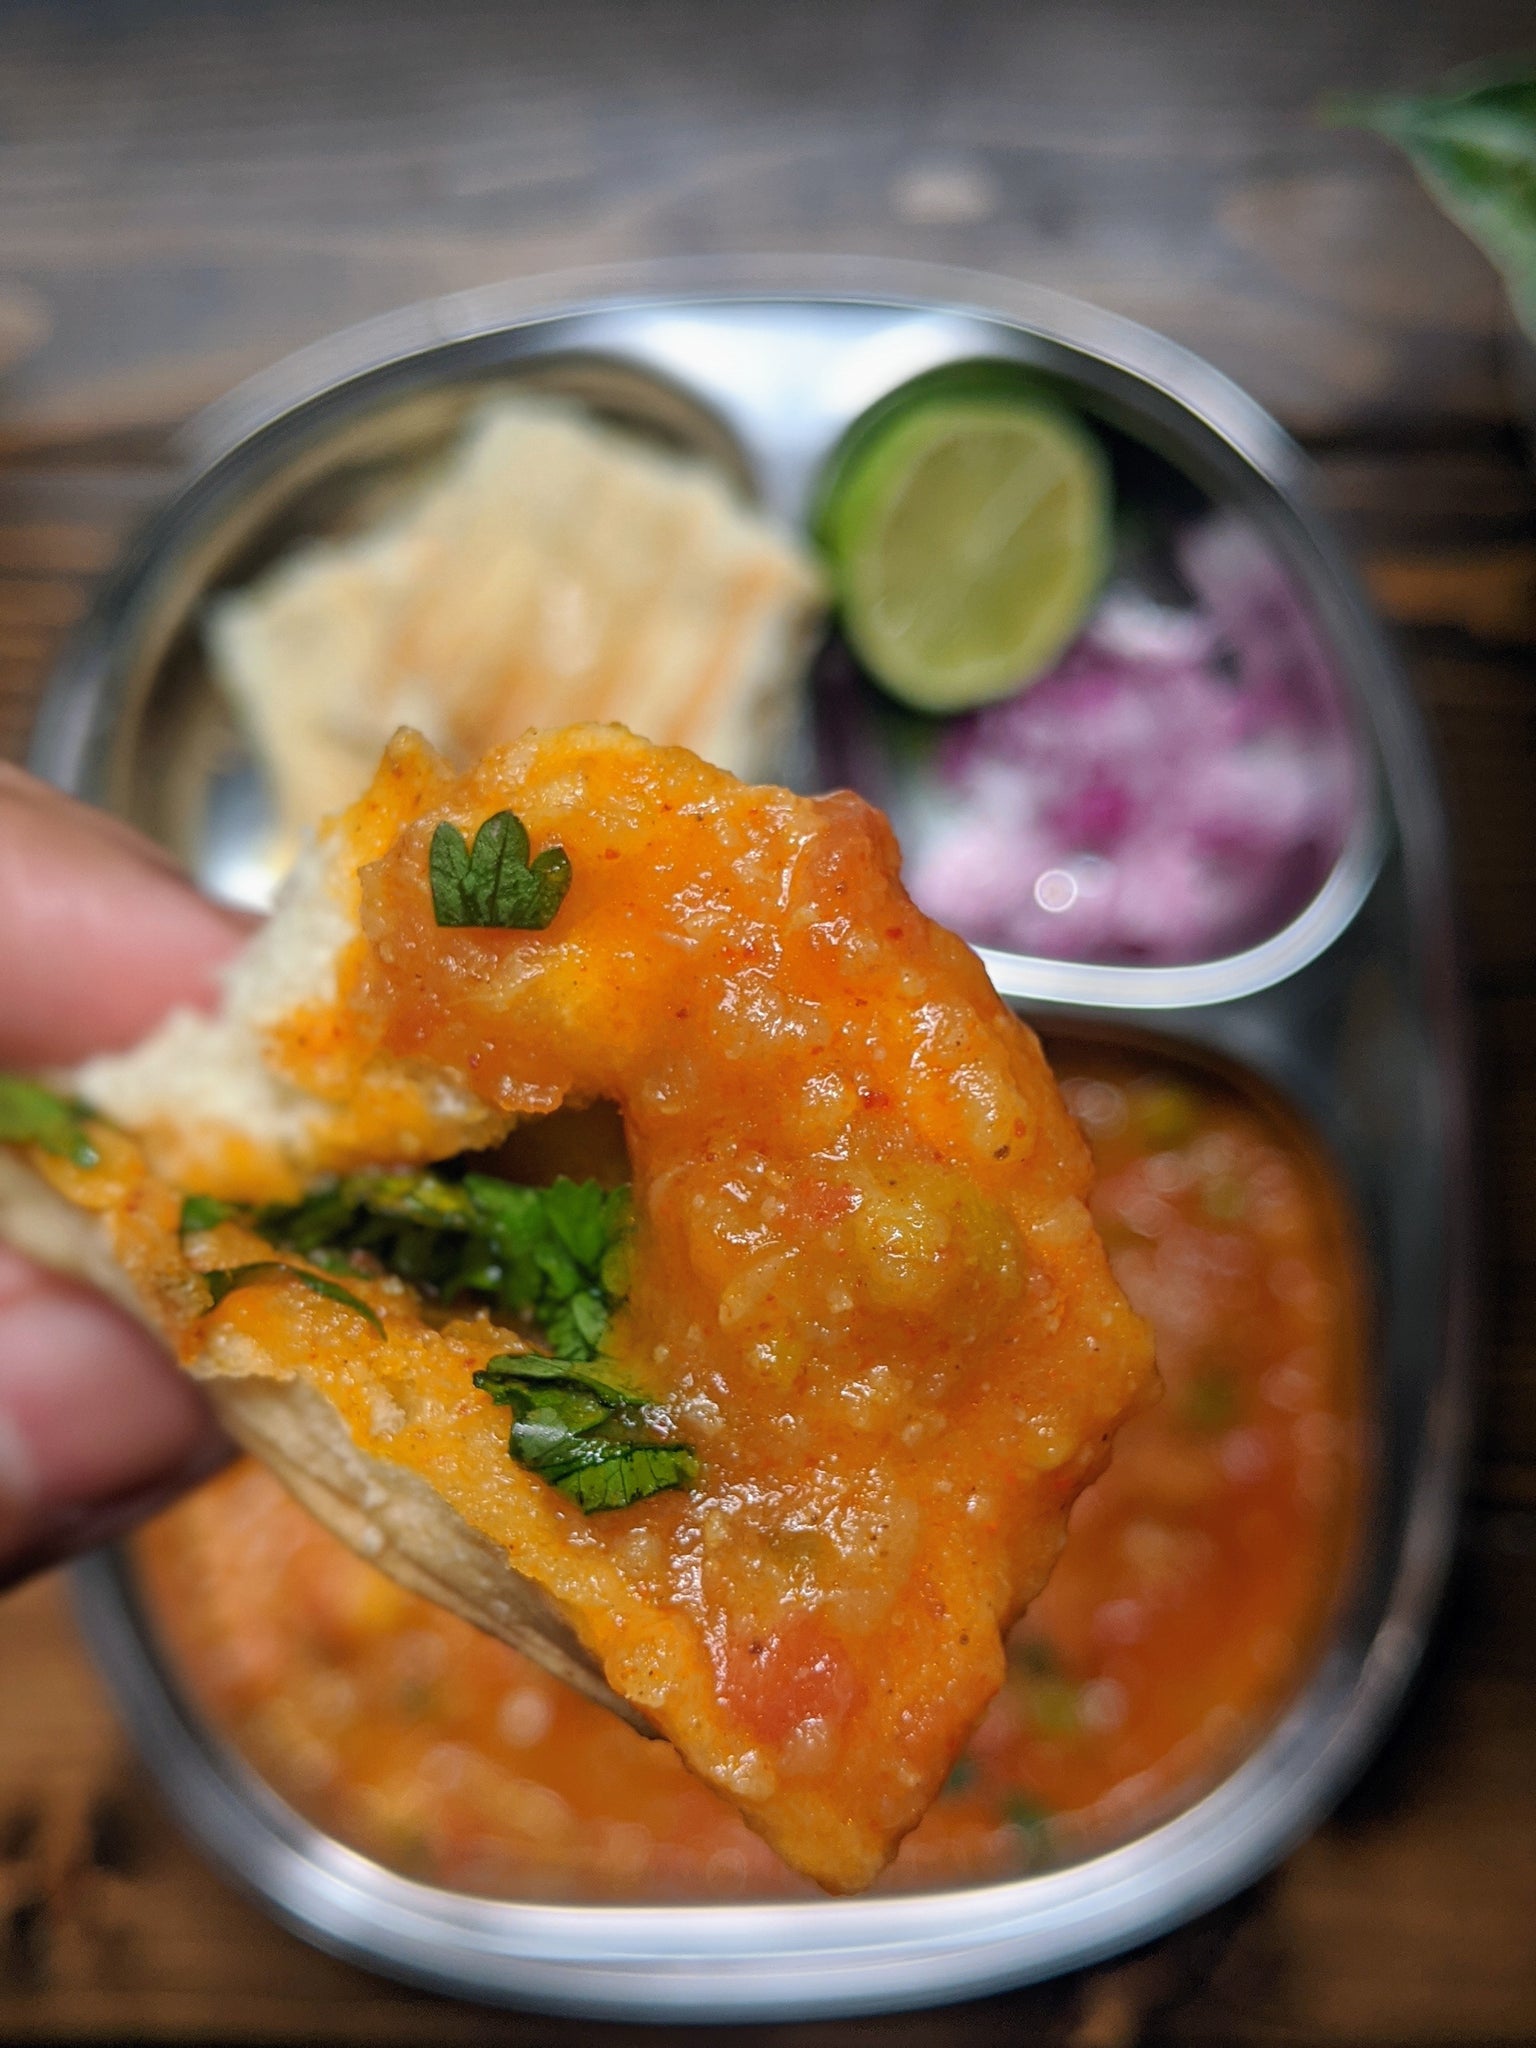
[{"xmin": 137, "ymin": 1034, "xmax": 1360, "ymax": 1901}]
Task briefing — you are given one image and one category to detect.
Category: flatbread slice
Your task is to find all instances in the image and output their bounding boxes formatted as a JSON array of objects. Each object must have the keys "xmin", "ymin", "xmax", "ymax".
[
  {"xmin": 208, "ymin": 398, "xmax": 826, "ymax": 853},
  {"xmin": 0, "ymin": 727, "xmax": 1154, "ymax": 1892}
]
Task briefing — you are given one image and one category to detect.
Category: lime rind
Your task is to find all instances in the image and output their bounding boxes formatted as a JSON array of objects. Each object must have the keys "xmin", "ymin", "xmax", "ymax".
[
  {"xmin": 813, "ymin": 360, "xmax": 1063, "ymax": 547},
  {"xmin": 814, "ymin": 367, "xmax": 1113, "ymax": 714}
]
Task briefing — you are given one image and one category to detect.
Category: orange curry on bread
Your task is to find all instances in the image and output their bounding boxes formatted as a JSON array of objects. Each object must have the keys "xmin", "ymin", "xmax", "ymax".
[
  {"xmin": 140, "ymin": 1037, "xmax": 1360, "ymax": 1902},
  {"xmin": 7, "ymin": 726, "xmax": 1154, "ymax": 1892}
]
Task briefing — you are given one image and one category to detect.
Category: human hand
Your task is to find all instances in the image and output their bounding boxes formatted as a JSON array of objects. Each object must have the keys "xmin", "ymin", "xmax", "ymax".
[{"xmin": 0, "ymin": 765, "xmax": 252, "ymax": 1587}]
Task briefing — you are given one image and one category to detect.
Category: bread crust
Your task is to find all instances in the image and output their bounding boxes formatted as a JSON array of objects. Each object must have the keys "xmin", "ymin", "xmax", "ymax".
[
  {"xmin": 0, "ymin": 1148, "xmax": 647, "ymax": 1730},
  {"xmin": 0, "ymin": 726, "xmax": 1156, "ymax": 1894}
]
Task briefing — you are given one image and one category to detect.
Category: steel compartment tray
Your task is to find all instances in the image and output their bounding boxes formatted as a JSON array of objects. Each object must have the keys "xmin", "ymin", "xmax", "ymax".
[{"xmin": 32, "ymin": 259, "xmax": 1471, "ymax": 2022}]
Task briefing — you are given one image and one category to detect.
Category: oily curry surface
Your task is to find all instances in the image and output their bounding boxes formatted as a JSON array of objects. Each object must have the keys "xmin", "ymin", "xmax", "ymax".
[
  {"xmin": 36, "ymin": 728, "xmax": 1153, "ymax": 1892},
  {"xmin": 139, "ymin": 1040, "xmax": 1359, "ymax": 1900}
]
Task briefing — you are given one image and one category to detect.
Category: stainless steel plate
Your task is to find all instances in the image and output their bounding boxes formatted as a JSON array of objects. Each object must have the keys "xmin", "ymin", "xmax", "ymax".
[{"xmin": 41, "ymin": 259, "xmax": 1472, "ymax": 2021}]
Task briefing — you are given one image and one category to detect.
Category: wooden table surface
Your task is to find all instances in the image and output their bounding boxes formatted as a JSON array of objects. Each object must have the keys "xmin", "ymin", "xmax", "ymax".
[{"xmin": 1, "ymin": 3, "xmax": 1533, "ymax": 2041}]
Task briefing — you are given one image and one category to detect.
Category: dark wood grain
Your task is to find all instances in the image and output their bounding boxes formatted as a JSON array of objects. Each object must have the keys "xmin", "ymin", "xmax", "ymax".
[
  {"xmin": 1, "ymin": 0, "xmax": 1535, "ymax": 447},
  {"xmin": 1, "ymin": 2, "xmax": 1534, "ymax": 2041}
]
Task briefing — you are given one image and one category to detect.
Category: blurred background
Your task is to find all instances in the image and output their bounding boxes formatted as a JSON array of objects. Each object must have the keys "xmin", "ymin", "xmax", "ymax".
[{"xmin": 1, "ymin": 3, "xmax": 1533, "ymax": 2043}]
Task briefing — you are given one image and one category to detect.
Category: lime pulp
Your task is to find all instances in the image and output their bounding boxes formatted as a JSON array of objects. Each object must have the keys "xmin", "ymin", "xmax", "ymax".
[{"xmin": 815, "ymin": 376, "xmax": 1112, "ymax": 713}]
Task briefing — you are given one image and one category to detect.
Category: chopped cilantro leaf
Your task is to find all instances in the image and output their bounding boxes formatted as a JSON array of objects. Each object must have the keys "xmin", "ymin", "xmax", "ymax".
[
  {"xmin": 236, "ymin": 1169, "xmax": 630, "ymax": 1362},
  {"xmin": 202, "ymin": 1261, "xmax": 383, "ymax": 1334},
  {"xmin": 472, "ymin": 1352, "xmax": 697, "ymax": 1512},
  {"xmin": 429, "ymin": 810, "xmax": 572, "ymax": 930},
  {"xmin": 1008, "ymin": 1636, "xmax": 1060, "ymax": 1679},
  {"xmin": 1181, "ymin": 1363, "xmax": 1242, "ymax": 1433},
  {"xmin": 1003, "ymin": 1793, "xmax": 1053, "ymax": 1863},
  {"xmin": 0, "ymin": 1075, "xmax": 99, "ymax": 1168},
  {"xmin": 475, "ymin": 1352, "xmax": 642, "ymax": 1407},
  {"xmin": 943, "ymin": 1756, "xmax": 979, "ymax": 1796},
  {"xmin": 181, "ymin": 1163, "xmax": 694, "ymax": 1511},
  {"xmin": 553, "ymin": 1443, "xmax": 699, "ymax": 1514}
]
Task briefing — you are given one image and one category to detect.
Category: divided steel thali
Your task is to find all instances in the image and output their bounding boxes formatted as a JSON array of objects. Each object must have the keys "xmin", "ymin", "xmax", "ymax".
[{"xmin": 33, "ymin": 266, "xmax": 1471, "ymax": 2020}]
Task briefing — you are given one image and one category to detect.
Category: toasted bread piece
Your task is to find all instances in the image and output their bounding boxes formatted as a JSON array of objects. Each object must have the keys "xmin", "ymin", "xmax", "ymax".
[
  {"xmin": 4, "ymin": 727, "xmax": 1154, "ymax": 1892},
  {"xmin": 208, "ymin": 398, "xmax": 825, "ymax": 853},
  {"xmin": 0, "ymin": 1147, "xmax": 640, "ymax": 1723}
]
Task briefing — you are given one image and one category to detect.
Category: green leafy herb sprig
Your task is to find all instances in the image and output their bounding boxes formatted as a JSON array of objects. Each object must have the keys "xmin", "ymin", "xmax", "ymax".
[
  {"xmin": 474, "ymin": 1354, "xmax": 698, "ymax": 1512},
  {"xmin": 430, "ymin": 810, "xmax": 572, "ymax": 929},
  {"xmin": 179, "ymin": 1167, "xmax": 692, "ymax": 1510},
  {"xmin": 0, "ymin": 1076, "xmax": 100, "ymax": 1168},
  {"xmin": 180, "ymin": 1193, "xmax": 240, "ymax": 1234},
  {"xmin": 1329, "ymin": 62, "xmax": 1536, "ymax": 336},
  {"xmin": 184, "ymin": 1171, "xmax": 632, "ymax": 1359},
  {"xmin": 203, "ymin": 1261, "xmax": 384, "ymax": 1333}
]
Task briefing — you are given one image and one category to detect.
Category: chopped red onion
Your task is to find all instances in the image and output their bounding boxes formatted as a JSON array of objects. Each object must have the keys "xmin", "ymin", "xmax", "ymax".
[{"xmin": 906, "ymin": 517, "xmax": 1358, "ymax": 965}]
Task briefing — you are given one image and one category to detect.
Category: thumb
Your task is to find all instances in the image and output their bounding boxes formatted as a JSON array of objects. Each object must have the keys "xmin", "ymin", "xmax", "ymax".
[{"xmin": 0, "ymin": 1247, "xmax": 228, "ymax": 1587}]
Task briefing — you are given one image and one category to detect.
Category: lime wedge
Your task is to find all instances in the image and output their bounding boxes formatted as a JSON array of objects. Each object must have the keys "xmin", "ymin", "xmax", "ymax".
[{"xmin": 815, "ymin": 372, "xmax": 1112, "ymax": 713}]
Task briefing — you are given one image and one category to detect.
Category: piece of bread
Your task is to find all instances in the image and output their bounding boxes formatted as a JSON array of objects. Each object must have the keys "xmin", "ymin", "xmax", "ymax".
[
  {"xmin": 3, "ymin": 727, "xmax": 1155, "ymax": 1892},
  {"xmin": 0, "ymin": 1148, "xmax": 638, "ymax": 1723},
  {"xmin": 207, "ymin": 397, "xmax": 827, "ymax": 858},
  {"xmin": 0, "ymin": 749, "xmax": 639, "ymax": 1719}
]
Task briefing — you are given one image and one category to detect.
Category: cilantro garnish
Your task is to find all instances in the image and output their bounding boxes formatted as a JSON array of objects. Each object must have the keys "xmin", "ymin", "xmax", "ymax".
[
  {"xmin": 0, "ymin": 1075, "xmax": 100, "ymax": 1169},
  {"xmin": 198, "ymin": 1169, "xmax": 632, "ymax": 1358},
  {"xmin": 202, "ymin": 1261, "xmax": 384, "ymax": 1334},
  {"xmin": 474, "ymin": 1354, "xmax": 698, "ymax": 1512},
  {"xmin": 943, "ymin": 1756, "xmax": 979, "ymax": 1797},
  {"xmin": 179, "ymin": 1165, "xmax": 695, "ymax": 1510},
  {"xmin": 429, "ymin": 810, "xmax": 572, "ymax": 930},
  {"xmin": 1003, "ymin": 1793, "xmax": 1054, "ymax": 1865}
]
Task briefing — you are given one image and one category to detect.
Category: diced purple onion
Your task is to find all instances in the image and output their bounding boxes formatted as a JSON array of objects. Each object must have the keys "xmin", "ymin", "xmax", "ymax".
[{"xmin": 906, "ymin": 516, "xmax": 1358, "ymax": 965}]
